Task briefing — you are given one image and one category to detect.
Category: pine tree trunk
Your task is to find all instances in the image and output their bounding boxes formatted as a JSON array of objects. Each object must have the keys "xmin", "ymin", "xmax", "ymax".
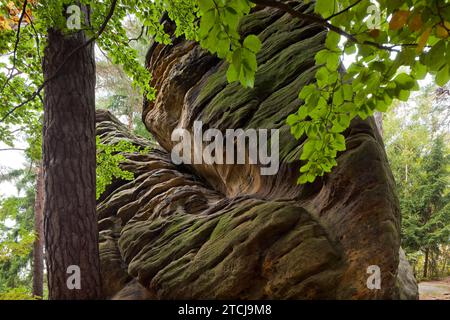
[
  {"xmin": 423, "ymin": 247, "xmax": 429, "ymax": 279},
  {"xmin": 43, "ymin": 19, "xmax": 102, "ymax": 299},
  {"xmin": 32, "ymin": 163, "xmax": 44, "ymax": 298}
]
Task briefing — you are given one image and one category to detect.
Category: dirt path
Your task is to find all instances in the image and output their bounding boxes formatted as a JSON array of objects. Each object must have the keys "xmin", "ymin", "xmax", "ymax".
[{"xmin": 419, "ymin": 277, "xmax": 450, "ymax": 300}]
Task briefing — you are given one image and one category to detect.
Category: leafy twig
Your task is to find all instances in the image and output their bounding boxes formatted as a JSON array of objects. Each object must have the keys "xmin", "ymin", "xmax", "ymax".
[
  {"xmin": 0, "ymin": 0, "xmax": 118, "ymax": 123},
  {"xmin": 251, "ymin": 0, "xmax": 401, "ymax": 52}
]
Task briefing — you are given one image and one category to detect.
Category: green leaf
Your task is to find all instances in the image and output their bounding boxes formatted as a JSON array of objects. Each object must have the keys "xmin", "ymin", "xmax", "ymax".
[
  {"xmin": 301, "ymin": 139, "xmax": 317, "ymax": 160},
  {"xmin": 436, "ymin": 65, "xmax": 450, "ymax": 87},
  {"xmin": 316, "ymin": 67, "xmax": 329, "ymax": 87},
  {"xmin": 198, "ymin": 0, "xmax": 215, "ymax": 13},
  {"xmin": 315, "ymin": 49, "xmax": 329, "ymax": 65},
  {"xmin": 325, "ymin": 31, "xmax": 341, "ymax": 50},
  {"xmin": 345, "ymin": 44, "xmax": 356, "ymax": 54},
  {"xmin": 299, "ymin": 84, "xmax": 315, "ymax": 100},
  {"xmin": 425, "ymin": 40, "xmax": 447, "ymax": 71},
  {"xmin": 226, "ymin": 63, "xmax": 239, "ymax": 82},
  {"xmin": 338, "ymin": 113, "xmax": 351, "ymax": 128},
  {"xmin": 394, "ymin": 73, "xmax": 416, "ymax": 90},
  {"xmin": 297, "ymin": 106, "xmax": 308, "ymax": 120},
  {"xmin": 333, "ymin": 88, "xmax": 344, "ymax": 106},
  {"xmin": 333, "ymin": 134, "xmax": 346, "ymax": 151},
  {"xmin": 291, "ymin": 124, "xmax": 305, "ymax": 139},
  {"xmin": 286, "ymin": 114, "xmax": 299, "ymax": 126},
  {"xmin": 398, "ymin": 89, "xmax": 411, "ymax": 101},
  {"xmin": 342, "ymin": 84, "xmax": 353, "ymax": 101},
  {"xmin": 375, "ymin": 98, "xmax": 389, "ymax": 112},
  {"xmin": 412, "ymin": 61, "xmax": 427, "ymax": 80},
  {"xmin": 315, "ymin": 0, "xmax": 334, "ymax": 17},
  {"xmin": 298, "ymin": 173, "xmax": 309, "ymax": 184},
  {"xmin": 306, "ymin": 96, "xmax": 320, "ymax": 113},
  {"xmin": 199, "ymin": 9, "xmax": 217, "ymax": 38},
  {"xmin": 242, "ymin": 50, "xmax": 257, "ymax": 72},
  {"xmin": 243, "ymin": 35, "xmax": 262, "ymax": 53},
  {"xmin": 326, "ymin": 52, "xmax": 340, "ymax": 70}
]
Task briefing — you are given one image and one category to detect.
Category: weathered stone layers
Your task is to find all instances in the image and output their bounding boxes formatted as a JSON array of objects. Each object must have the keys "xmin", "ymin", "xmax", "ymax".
[{"xmin": 96, "ymin": 1, "xmax": 417, "ymax": 299}]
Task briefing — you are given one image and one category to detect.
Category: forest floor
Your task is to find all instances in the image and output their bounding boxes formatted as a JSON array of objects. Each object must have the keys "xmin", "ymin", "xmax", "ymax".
[{"xmin": 419, "ymin": 277, "xmax": 450, "ymax": 300}]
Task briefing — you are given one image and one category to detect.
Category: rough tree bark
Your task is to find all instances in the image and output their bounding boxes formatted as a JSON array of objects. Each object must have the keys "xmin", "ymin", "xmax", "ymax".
[
  {"xmin": 32, "ymin": 163, "xmax": 44, "ymax": 298},
  {"xmin": 43, "ymin": 13, "xmax": 102, "ymax": 299}
]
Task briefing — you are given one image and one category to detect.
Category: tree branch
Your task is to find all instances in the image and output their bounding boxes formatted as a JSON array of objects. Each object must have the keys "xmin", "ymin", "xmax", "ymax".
[
  {"xmin": 326, "ymin": 0, "xmax": 363, "ymax": 20},
  {"xmin": 25, "ymin": 9, "xmax": 42, "ymax": 61}
]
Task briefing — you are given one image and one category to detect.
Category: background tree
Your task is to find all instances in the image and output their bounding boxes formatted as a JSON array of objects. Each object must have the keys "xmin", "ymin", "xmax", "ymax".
[
  {"xmin": 31, "ymin": 161, "xmax": 43, "ymax": 298},
  {"xmin": 0, "ymin": 119, "xmax": 44, "ymax": 299},
  {"xmin": 384, "ymin": 84, "xmax": 450, "ymax": 280},
  {"xmin": 0, "ymin": 1, "xmax": 152, "ymax": 298}
]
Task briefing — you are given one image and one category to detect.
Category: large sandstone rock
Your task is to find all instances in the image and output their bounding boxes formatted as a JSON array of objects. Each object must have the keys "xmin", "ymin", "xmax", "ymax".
[{"xmin": 97, "ymin": 1, "xmax": 418, "ymax": 299}]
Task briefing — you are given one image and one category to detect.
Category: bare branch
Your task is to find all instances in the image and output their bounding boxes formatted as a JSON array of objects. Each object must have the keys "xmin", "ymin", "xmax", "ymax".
[{"xmin": 128, "ymin": 25, "xmax": 145, "ymax": 43}]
